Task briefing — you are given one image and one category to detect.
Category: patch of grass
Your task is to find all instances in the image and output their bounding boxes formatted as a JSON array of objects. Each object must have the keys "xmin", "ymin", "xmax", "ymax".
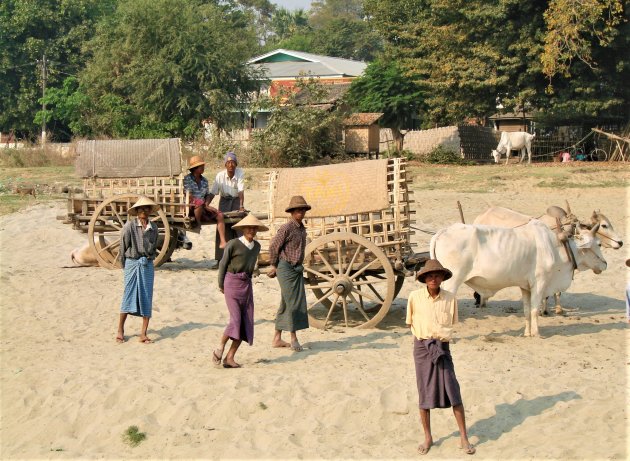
[
  {"xmin": 0, "ymin": 166, "xmax": 79, "ymax": 216},
  {"xmin": 122, "ymin": 425, "xmax": 146, "ymax": 447}
]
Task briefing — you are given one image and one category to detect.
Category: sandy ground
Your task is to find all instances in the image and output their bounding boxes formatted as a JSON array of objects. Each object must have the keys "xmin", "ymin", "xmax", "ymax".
[{"xmin": 0, "ymin": 165, "xmax": 628, "ymax": 460}]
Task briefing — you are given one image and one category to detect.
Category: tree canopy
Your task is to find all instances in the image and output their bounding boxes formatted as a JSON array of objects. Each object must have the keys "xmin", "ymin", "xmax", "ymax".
[
  {"xmin": 345, "ymin": 59, "xmax": 424, "ymax": 150},
  {"xmin": 76, "ymin": 0, "xmax": 261, "ymax": 138},
  {"xmin": 364, "ymin": 0, "xmax": 628, "ymax": 126},
  {"xmin": 0, "ymin": 0, "xmax": 115, "ymax": 139}
]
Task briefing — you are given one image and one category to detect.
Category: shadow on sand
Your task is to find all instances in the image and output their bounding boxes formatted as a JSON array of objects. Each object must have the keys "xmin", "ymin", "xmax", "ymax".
[{"xmin": 433, "ymin": 391, "xmax": 581, "ymax": 447}]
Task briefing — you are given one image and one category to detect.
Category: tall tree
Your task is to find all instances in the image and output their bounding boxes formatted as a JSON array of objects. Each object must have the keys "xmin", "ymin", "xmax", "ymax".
[
  {"xmin": 364, "ymin": 0, "xmax": 627, "ymax": 126},
  {"xmin": 264, "ymin": 0, "xmax": 382, "ymax": 61},
  {"xmin": 345, "ymin": 59, "xmax": 424, "ymax": 150},
  {"xmin": 0, "ymin": 0, "xmax": 115, "ymax": 140},
  {"xmin": 78, "ymin": 0, "xmax": 261, "ymax": 138}
]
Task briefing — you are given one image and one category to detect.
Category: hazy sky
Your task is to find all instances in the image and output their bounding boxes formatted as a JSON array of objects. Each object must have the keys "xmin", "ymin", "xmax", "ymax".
[{"xmin": 273, "ymin": 0, "xmax": 313, "ymax": 11}]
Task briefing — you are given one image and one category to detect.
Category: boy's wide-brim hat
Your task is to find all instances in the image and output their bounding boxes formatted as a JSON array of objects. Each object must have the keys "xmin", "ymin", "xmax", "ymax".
[
  {"xmin": 188, "ymin": 155, "xmax": 205, "ymax": 170},
  {"xmin": 416, "ymin": 259, "xmax": 453, "ymax": 283},
  {"xmin": 129, "ymin": 197, "xmax": 159, "ymax": 216},
  {"xmin": 232, "ymin": 214, "xmax": 269, "ymax": 232},
  {"xmin": 285, "ymin": 195, "xmax": 312, "ymax": 213}
]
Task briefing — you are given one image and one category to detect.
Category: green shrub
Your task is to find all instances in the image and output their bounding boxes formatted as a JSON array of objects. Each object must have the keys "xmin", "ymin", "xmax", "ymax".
[
  {"xmin": 122, "ymin": 426, "xmax": 146, "ymax": 447},
  {"xmin": 250, "ymin": 79, "xmax": 344, "ymax": 167},
  {"xmin": 421, "ymin": 146, "xmax": 472, "ymax": 165},
  {"xmin": 382, "ymin": 148, "xmax": 414, "ymax": 160}
]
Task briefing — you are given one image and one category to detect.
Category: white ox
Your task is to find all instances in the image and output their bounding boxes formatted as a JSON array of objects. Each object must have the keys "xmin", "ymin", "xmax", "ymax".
[
  {"xmin": 430, "ymin": 221, "xmax": 607, "ymax": 337},
  {"xmin": 473, "ymin": 204, "xmax": 623, "ymax": 314},
  {"xmin": 492, "ymin": 131, "xmax": 535, "ymax": 164}
]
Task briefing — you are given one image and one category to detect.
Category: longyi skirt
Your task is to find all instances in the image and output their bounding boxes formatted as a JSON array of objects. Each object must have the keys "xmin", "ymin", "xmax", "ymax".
[
  {"xmin": 413, "ymin": 337, "xmax": 462, "ymax": 409},
  {"xmin": 223, "ymin": 271, "xmax": 254, "ymax": 345}
]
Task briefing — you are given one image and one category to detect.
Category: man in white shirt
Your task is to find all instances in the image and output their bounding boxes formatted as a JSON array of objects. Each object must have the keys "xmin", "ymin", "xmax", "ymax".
[{"xmin": 208, "ymin": 151, "xmax": 246, "ymax": 260}]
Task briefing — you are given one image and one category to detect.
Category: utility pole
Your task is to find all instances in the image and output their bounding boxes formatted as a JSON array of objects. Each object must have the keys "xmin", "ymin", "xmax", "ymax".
[{"xmin": 41, "ymin": 53, "xmax": 47, "ymax": 146}]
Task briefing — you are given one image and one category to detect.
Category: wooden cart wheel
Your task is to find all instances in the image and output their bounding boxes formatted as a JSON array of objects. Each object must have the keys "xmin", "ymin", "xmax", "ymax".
[
  {"xmin": 304, "ymin": 232, "xmax": 395, "ymax": 329},
  {"xmin": 88, "ymin": 194, "xmax": 171, "ymax": 269},
  {"xmin": 311, "ymin": 273, "xmax": 405, "ymax": 314},
  {"xmin": 161, "ymin": 227, "xmax": 179, "ymax": 263}
]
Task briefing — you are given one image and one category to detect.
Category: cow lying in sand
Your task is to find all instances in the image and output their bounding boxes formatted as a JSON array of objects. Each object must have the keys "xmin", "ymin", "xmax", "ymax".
[
  {"xmin": 431, "ymin": 221, "xmax": 606, "ymax": 337},
  {"xmin": 492, "ymin": 131, "xmax": 535, "ymax": 164},
  {"xmin": 70, "ymin": 242, "xmax": 102, "ymax": 267},
  {"xmin": 473, "ymin": 203, "xmax": 623, "ymax": 314},
  {"xmin": 70, "ymin": 232, "xmax": 193, "ymax": 267}
]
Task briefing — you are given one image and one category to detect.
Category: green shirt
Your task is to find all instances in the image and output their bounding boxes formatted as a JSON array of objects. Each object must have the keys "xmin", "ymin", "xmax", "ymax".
[{"xmin": 217, "ymin": 238, "xmax": 261, "ymax": 290}]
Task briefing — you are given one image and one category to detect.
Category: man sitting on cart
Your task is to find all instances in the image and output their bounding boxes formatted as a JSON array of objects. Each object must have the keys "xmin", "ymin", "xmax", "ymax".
[{"xmin": 184, "ymin": 155, "xmax": 228, "ymax": 249}]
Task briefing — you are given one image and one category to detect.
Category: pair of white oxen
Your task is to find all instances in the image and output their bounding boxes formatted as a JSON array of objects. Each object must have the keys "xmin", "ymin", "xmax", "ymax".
[{"xmin": 430, "ymin": 203, "xmax": 623, "ymax": 337}]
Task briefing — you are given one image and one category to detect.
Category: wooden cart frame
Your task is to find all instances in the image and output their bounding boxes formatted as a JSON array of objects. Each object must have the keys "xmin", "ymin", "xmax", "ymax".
[
  {"xmin": 258, "ymin": 158, "xmax": 420, "ymax": 329},
  {"xmin": 64, "ymin": 142, "xmax": 422, "ymax": 329},
  {"xmin": 64, "ymin": 139, "xmax": 245, "ymax": 269}
]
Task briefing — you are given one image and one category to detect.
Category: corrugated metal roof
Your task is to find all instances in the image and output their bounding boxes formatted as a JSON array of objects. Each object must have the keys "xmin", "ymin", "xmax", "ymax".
[
  {"xmin": 74, "ymin": 138, "xmax": 182, "ymax": 178},
  {"xmin": 343, "ymin": 113, "xmax": 384, "ymax": 126},
  {"xmin": 249, "ymin": 49, "xmax": 367, "ymax": 78}
]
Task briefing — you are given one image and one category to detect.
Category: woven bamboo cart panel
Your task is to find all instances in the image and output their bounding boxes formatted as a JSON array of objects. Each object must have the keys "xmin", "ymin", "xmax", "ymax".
[
  {"xmin": 69, "ymin": 139, "xmax": 189, "ymax": 221},
  {"xmin": 260, "ymin": 158, "xmax": 415, "ymax": 263}
]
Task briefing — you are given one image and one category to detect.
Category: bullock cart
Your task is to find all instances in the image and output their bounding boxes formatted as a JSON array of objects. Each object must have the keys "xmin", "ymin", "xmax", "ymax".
[
  {"xmin": 62, "ymin": 139, "xmax": 248, "ymax": 269},
  {"xmin": 257, "ymin": 158, "xmax": 422, "ymax": 329}
]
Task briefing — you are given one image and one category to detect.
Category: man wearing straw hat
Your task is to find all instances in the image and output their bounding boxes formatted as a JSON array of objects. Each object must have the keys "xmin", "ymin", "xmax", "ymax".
[
  {"xmin": 213, "ymin": 214, "xmax": 268, "ymax": 368},
  {"xmin": 267, "ymin": 196, "xmax": 311, "ymax": 352},
  {"xmin": 183, "ymin": 155, "xmax": 228, "ymax": 249},
  {"xmin": 208, "ymin": 151, "xmax": 246, "ymax": 261},
  {"xmin": 116, "ymin": 197, "xmax": 160, "ymax": 344},
  {"xmin": 406, "ymin": 259, "xmax": 475, "ymax": 456}
]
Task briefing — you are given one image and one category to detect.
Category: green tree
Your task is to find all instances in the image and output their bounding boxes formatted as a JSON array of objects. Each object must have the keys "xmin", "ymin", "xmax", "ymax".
[
  {"xmin": 78, "ymin": 0, "xmax": 262, "ymax": 138},
  {"xmin": 364, "ymin": 0, "xmax": 628, "ymax": 125},
  {"xmin": 251, "ymin": 79, "xmax": 344, "ymax": 166},
  {"xmin": 0, "ymin": 0, "xmax": 115, "ymax": 140},
  {"xmin": 264, "ymin": 0, "xmax": 382, "ymax": 61},
  {"xmin": 345, "ymin": 59, "xmax": 424, "ymax": 150}
]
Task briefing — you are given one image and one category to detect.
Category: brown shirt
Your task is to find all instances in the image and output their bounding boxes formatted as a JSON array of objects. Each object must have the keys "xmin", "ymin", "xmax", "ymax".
[{"xmin": 269, "ymin": 219, "xmax": 307, "ymax": 266}]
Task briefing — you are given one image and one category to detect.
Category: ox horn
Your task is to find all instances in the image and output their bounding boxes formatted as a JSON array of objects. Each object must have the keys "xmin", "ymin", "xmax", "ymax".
[
  {"xmin": 547, "ymin": 205, "xmax": 567, "ymax": 219},
  {"xmin": 590, "ymin": 222, "xmax": 600, "ymax": 236},
  {"xmin": 565, "ymin": 200, "xmax": 572, "ymax": 216},
  {"xmin": 555, "ymin": 217, "xmax": 570, "ymax": 242}
]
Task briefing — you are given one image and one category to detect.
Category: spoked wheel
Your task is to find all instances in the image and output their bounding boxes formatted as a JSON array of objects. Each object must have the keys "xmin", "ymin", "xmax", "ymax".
[
  {"xmin": 304, "ymin": 232, "xmax": 395, "ymax": 329},
  {"xmin": 590, "ymin": 148, "xmax": 608, "ymax": 162},
  {"xmin": 88, "ymin": 194, "xmax": 171, "ymax": 269}
]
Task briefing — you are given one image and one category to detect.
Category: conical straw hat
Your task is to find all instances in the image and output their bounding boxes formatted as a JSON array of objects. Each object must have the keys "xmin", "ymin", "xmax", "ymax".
[
  {"xmin": 232, "ymin": 214, "xmax": 269, "ymax": 232},
  {"xmin": 188, "ymin": 155, "xmax": 205, "ymax": 170},
  {"xmin": 129, "ymin": 196, "xmax": 159, "ymax": 215}
]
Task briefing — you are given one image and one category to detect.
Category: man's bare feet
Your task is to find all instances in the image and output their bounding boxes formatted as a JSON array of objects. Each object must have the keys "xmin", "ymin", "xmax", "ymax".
[
  {"xmin": 212, "ymin": 349, "xmax": 223, "ymax": 365},
  {"xmin": 290, "ymin": 340, "xmax": 303, "ymax": 352},
  {"xmin": 222, "ymin": 358, "xmax": 241, "ymax": 368},
  {"xmin": 139, "ymin": 336, "xmax": 153, "ymax": 344},
  {"xmin": 116, "ymin": 333, "xmax": 125, "ymax": 343},
  {"xmin": 272, "ymin": 339, "xmax": 291, "ymax": 348}
]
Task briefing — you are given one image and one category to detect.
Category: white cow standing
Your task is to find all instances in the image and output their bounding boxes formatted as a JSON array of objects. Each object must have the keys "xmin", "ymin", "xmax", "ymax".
[
  {"xmin": 473, "ymin": 204, "xmax": 623, "ymax": 314},
  {"xmin": 492, "ymin": 131, "xmax": 536, "ymax": 164},
  {"xmin": 430, "ymin": 221, "xmax": 606, "ymax": 337}
]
